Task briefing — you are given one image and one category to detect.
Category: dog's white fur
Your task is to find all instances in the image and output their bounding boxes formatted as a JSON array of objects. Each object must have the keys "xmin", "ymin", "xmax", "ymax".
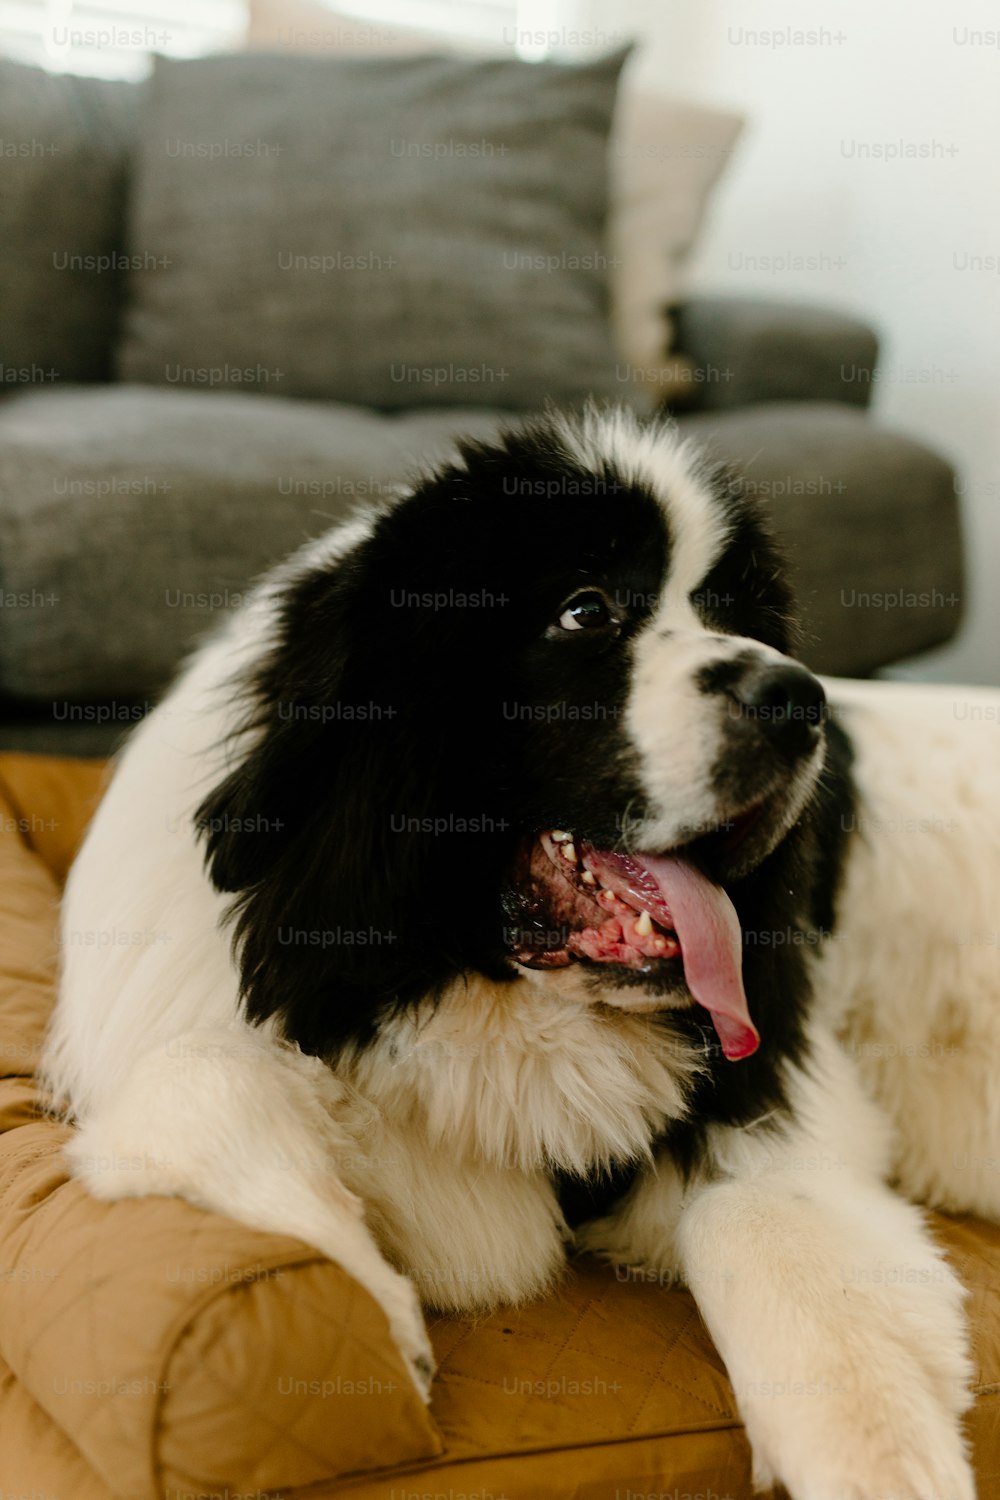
[{"xmin": 42, "ymin": 415, "xmax": 997, "ymax": 1499}]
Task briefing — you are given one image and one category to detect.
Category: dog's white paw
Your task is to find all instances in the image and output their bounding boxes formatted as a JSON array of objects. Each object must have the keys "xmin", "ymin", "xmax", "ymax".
[
  {"xmin": 742, "ymin": 1369, "xmax": 975, "ymax": 1500},
  {"xmin": 367, "ymin": 1263, "xmax": 436, "ymax": 1403},
  {"xmin": 334, "ymin": 1242, "xmax": 435, "ymax": 1401}
]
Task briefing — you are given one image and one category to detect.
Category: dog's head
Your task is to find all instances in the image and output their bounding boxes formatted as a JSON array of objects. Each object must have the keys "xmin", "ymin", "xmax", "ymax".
[{"xmin": 198, "ymin": 408, "xmax": 829, "ymax": 1062}]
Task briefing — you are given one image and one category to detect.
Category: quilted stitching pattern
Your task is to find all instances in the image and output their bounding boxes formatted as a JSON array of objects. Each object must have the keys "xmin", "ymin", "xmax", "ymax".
[
  {"xmin": 425, "ymin": 1272, "xmax": 738, "ymax": 1457},
  {"xmin": 160, "ymin": 1254, "xmax": 441, "ymax": 1494},
  {"xmin": 0, "ymin": 1356, "xmax": 111, "ymax": 1500}
]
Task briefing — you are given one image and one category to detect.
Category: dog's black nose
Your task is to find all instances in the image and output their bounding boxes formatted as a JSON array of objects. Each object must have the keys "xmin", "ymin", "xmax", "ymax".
[{"xmin": 728, "ymin": 661, "xmax": 826, "ymax": 757}]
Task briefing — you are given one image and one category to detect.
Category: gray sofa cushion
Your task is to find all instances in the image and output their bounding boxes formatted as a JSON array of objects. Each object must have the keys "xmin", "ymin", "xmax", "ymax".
[
  {"xmin": 0, "ymin": 60, "xmax": 138, "ymax": 386},
  {"xmin": 0, "ymin": 385, "xmax": 506, "ymax": 704},
  {"xmin": 117, "ymin": 50, "xmax": 629, "ymax": 411},
  {"xmin": 0, "ymin": 390, "xmax": 961, "ymax": 733}
]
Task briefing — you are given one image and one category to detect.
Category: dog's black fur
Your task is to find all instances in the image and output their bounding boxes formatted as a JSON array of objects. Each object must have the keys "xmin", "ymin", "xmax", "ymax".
[{"xmin": 196, "ymin": 418, "xmax": 856, "ymax": 1191}]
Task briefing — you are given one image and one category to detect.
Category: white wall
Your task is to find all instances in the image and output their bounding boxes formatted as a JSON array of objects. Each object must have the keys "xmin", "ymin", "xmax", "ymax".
[{"xmin": 579, "ymin": 0, "xmax": 1000, "ymax": 682}]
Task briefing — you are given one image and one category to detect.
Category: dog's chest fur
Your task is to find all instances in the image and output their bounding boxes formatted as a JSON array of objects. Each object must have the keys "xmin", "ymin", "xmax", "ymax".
[{"xmin": 343, "ymin": 976, "xmax": 706, "ymax": 1178}]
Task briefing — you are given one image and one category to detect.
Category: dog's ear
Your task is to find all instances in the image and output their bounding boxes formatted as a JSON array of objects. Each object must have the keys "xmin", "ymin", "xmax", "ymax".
[
  {"xmin": 195, "ymin": 544, "xmax": 512, "ymax": 1056},
  {"xmin": 196, "ymin": 562, "xmax": 357, "ymax": 895},
  {"xmin": 197, "ymin": 721, "xmax": 314, "ymax": 893}
]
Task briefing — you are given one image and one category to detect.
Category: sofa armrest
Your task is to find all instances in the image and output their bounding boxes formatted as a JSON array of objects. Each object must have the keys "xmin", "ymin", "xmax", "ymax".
[{"xmin": 671, "ymin": 296, "xmax": 879, "ymax": 411}]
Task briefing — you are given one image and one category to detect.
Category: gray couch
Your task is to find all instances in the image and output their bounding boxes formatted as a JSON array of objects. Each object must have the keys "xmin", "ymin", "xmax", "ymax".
[{"xmin": 0, "ymin": 59, "xmax": 963, "ymax": 757}]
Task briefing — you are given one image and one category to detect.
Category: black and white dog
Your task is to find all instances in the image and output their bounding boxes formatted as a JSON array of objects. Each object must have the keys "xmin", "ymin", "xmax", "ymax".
[{"xmin": 44, "ymin": 408, "xmax": 998, "ymax": 1499}]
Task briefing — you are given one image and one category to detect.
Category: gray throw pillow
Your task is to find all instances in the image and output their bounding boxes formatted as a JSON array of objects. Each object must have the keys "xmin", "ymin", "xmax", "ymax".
[
  {"xmin": 117, "ymin": 49, "xmax": 630, "ymax": 410},
  {"xmin": 0, "ymin": 59, "xmax": 138, "ymax": 385}
]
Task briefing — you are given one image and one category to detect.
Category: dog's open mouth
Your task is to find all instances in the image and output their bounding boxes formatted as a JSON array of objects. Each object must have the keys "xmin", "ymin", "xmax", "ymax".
[{"xmin": 504, "ymin": 829, "xmax": 760, "ymax": 1062}]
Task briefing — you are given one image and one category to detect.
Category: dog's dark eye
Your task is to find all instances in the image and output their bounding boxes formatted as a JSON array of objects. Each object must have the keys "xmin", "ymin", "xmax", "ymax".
[{"xmin": 556, "ymin": 590, "xmax": 613, "ymax": 633}]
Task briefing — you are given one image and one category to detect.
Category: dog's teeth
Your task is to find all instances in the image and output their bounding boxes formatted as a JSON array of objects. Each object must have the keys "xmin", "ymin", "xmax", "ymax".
[
  {"xmin": 581, "ymin": 870, "xmax": 596, "ymax": 886},
  {"xmin": 634, "ymin": 909, "xmax": 653, "ymax": 937},
  {"xmin": 551, "ymin": 829, "xmax": 571, "ymax": 843},
  {"xmin": 561, "ymin": 842, "xmax": 578, "ymax": 863}
]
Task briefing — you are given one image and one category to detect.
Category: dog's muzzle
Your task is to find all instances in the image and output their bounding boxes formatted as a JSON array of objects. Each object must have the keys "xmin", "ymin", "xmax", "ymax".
[{"xmin": 720, "ymin": 658, "xmax": 827, "ymax": 761}]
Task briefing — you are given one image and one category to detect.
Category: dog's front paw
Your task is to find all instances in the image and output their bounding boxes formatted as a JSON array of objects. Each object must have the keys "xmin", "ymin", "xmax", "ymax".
[
  {"xmin": 741, "ymin": 1369, "xmax": 975, "ymax": 1500},
  {"xmin": 737, "ymin": 1249, "xmax": 976, "ymax": 1499},
  {"xmin": 365, "ymin": 1262, "xmax": 436, "ymax": 1403}
]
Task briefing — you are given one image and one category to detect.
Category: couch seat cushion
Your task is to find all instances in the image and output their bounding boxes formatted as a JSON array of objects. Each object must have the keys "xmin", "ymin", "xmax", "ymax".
[
  {"xmin": 0, "ymin": 390, "xmax": 964, "ymax": 743},
  {"xmin": 0, "ymin": 385, "xmax": 507, "ymax": 707}
]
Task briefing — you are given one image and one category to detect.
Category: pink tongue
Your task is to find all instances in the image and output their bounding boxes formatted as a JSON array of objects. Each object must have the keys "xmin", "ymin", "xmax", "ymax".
[{"xmin": 584, "ymin": 849, "xmax": 760, "ymax": 1062}]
